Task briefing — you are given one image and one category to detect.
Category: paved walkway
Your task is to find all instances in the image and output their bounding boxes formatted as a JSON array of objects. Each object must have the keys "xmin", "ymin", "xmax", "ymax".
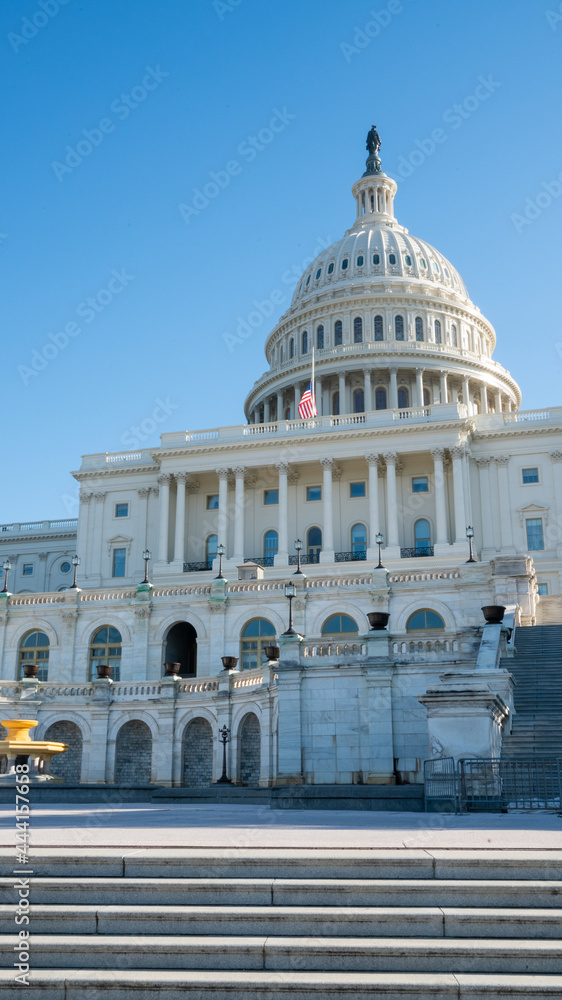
[{"xmin": 0, "ymin": 803, "xmax": 560, "ymax": 848}]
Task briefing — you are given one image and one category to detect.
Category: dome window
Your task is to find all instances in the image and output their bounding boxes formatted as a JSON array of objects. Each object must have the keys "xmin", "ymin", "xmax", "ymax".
[
  {"xmin": 374, "ymin": 315, "xmax": 384, "ymax": 341},
  {"xmin": 328, "ymin": 262, "xmax": 334, "ymax": 274},
  {"xmin": 357, "ymin": 255, "xmax": 364, "ymax": 266},
  {"xmin": 353, "ymin": 388, "xmax": 364, "ymax": 413},
  {"xmin": 398, "ymin": 386, "xmax": 409, "ymax": 409},
  {"xmin": 306, "ymin": 274, "xmax": 311, "ymax": 286},
  {"xmin": 334, "ymin": 320, "xmax": 343, "ymax": 346},
  {"xmin": 432, "ymin": 261, "xmax": 439, "ymax": 274},
  {"xmin": 451, "ymin": 324, "xmax": 458, "ymax": 347},
  {"xmin": 434, "ymin": 320, "xmax": 442, "ymax": 344},
  {"xmin": 394, "ymin": 315, "xmax": 405, "ymax": 341},
  {"xmin": 289, "ymin": 338, "xmax": 294, "ymax": 358},
  {"xmin": 389, "ymin": 253, "xmax": 396, "ymax": 265},
  {"xmin": 444, "ymin": 268, "xmax": 450, "ymax": 278},
  {"xmin": 342, "ymin": 258, "xmax": 349, "ymax": 270},
  {"xmin": 353, "ymin": 317, "xmax": 363, "ymax": 343},
  {"xmin": 375, "ymin": 386, "xmax": 387, "ymax": 410},
  {"xmin": 315, "ymin": 268, "xmax": 321, "ymax": 280},
  {"xmin": 415, "ymin": 317, "xmax": 424, "ymax": 342},
  {"xmin": 419, "ymin": 257, "xmax": 426, "ymax": 268},
  {"xmin": 302, "ymin": 331, "xmax": 308, "ymax": 354},
  {"xmin": 373, "ymin": 253, "xmax": 380, "ymax": 265},
  {"xmin": 317, "ymin": 325, "xmax": 324, "ymax": 350},
  {"xmin": 404, "ymin": 254, "xmax": 412, "ymax": 267}
]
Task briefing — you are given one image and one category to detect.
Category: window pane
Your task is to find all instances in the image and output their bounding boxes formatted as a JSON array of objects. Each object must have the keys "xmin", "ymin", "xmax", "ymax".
[
  {"xmin": 353, "ymin": 389, "xmax": 364, "ymax": 413},
  {"xmin": 317, "ymin": 325, "xmax": 324, "ymax": 349},
  {"xmin": 407, "ymin": 610, "xmax": 444, "ymax": 631},
  {"xmin": 334, "ymin": 320, "xmax": 343, "ymax": 346},
  {"xmin": 375, "ymin": 387, "xmax": 387, "ymax": 410},
  {"xmin": 342, "ymin": 258, "xmax": 348, "ymax": 270},
  {"xmin": 353, "ymin": 317, "xmax": 363, "ymax": 343},
  {"xmin": 398, "ymin": 387, "xmax": 409, "ymax": 409},
  {"xmin": 357, "ymin": 255, "xmax": 364, "ymax": 266},
  {"xmin": 351, "ymin": 524, "xmax": 367, "ymax": 552},
  {"xmin": 264, "ymin": 531, "xmax": 278, "ymax": 556},
  {"xmin": 412, "ymin": 477, "xmax": 428, "ymax": 493},
  {"xmin": 537, "ymin": 583, "xmax": 548, "ymax": 595},
  {"xmin": 206, "ymin": 534, "xmax": 218, "ymax": 559},
  {"xmin": 414, "ymin": 519, "xmax": 431, "ymax": 546},
  {"xmin": 395, "ymin": 316, "xmax": 404, "ymax": 340},
  {"xmin": 322, "ymin": 614, "xmax": 358, "ymax": 635},
  {"xmin": 112, "ymin": 548, "xmax": 126, "ymax": 577},
  {"xmin": 264, "ymin": 490, "xmax": 278, "ymax": 505},
  {"xmin": 434, "ymin": 319, "xmax": 442, "ymax": 344},
  {"xmin": 373, "ymin": 253, "xmax": 380, "ymax": 264},
  {"xmin": 22, "ymin": 564, "xmax": 33, "ymax": 576},
  {"xmin": 415, "ymin": 317, "xmax": 424, "ymax": 341},
  {"xmin": 350, "ymin": 482, "xmax": 366, "ymax": 498},
  {"xmin": 302, "ymin": 331, "xmax": 308, "ymax": 353},
  {"xmin": 526, "ymin": 518, "xmax": 544, "ymax": 551},
  {"xmin": 207, "ymin": 495, "xmax": 219, "ymax": 510},
  {"xmin": 307, "ymin": 486, "xmax": 321, "ymax": 501},
  {"xmin": 374, "ymin": 315, "xmax": 383, "ymax": 341},
  {"xmin": 115, "ymin": 503, "xmax": 128, "ymax": 517},
  {"xmin": 522, "ymin": 468, "xmax": 539, "ymax": 484}
]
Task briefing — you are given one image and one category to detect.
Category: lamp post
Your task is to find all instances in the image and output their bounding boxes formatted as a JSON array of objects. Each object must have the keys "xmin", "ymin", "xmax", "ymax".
[
  {"xmin": 216, "ymin": 725, "xmax": 232, "ymax": 784},
  {"xmin": 375, "ymin": 532, "xmax": 386, "ymax": 570},
  {"xmin": 1, "ymin": 560, "xmax": 12, "ymax": 594},
  {"xmin": 294, "ymin": 538, "xmax": 303, "ymax": 575},
  {"xmin": 142, "ymin": 549, "xmax": 151, "ymax": 584},
  {"xmin": 466, "ymin": 526, "xmax": 476, "ymax": 563},
  {"xmin": 215, "ymin": 543, "xmax": 225, "ymax": 580},
  {"xmin": 283, "ymin": 582, "xmax": 297, "ymax": 635},
  {"xmin": 70, "ymin": 555, "xmax": 80, "ymax": 589}
]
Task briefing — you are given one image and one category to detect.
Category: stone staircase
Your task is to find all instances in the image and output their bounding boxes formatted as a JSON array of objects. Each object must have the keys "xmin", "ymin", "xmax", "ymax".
[
  {"xmin": 1, "ymin": 847, "xmax": 562, "ymax": 996},
  {"xmin": 501, "ymin": 624, "xmax": 562, "ymax": 760}
]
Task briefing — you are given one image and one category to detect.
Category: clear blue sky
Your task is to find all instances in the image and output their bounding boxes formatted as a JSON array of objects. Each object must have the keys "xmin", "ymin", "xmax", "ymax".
[{"xmin": 1, "ymin": 0, "xmax": 561, "ymax": 522}]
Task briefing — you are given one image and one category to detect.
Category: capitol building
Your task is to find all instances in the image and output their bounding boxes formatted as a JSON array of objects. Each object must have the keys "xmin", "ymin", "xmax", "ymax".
[{"xmin": 1, "ymin": 132, "xmax": 560, "ymax": 793}]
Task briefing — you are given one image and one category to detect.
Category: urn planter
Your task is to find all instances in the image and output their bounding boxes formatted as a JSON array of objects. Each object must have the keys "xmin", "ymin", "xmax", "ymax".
[
  {"xmin": 22, "ymin": 664, "xmax": 39, "ymax": 678},
  {"xmin": 95, "ymin": 664, "xmax": 112, "ymax": 679},
  {"xmin": 164, "ymin": 662, "xmax": 182, "ymax": 677},
  {"xmin": 481, "ymin": 605, "xmax": 506, "ymax": 624},
  {"xmin": 264, "ymin": 645, "xmax": 280, "ymax": 661},
  {"xmin": 221, "ymin": 656, "xmax": 238, "ymax": 671},
  {"xmin": 367, "ymin": 612, "xmax": 390, "ymax": 630}
]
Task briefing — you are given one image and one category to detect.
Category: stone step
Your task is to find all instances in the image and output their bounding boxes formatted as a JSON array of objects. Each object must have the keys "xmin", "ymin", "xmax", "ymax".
[
  {"xmin": 2, "ymin": 903, "xmax": 562, "ymax": 938},
  {"xmin": 7, "ymin": 876, "xmax": 561, "ymax": 908},
  {"xmin": 3, "ymin": 969, "xmax": 562, "ymax": 999},
  {"xmin": 4, "ymin": 934, "xmax": 562, "ymax": 973},
  {"xmin": 5, "ymin": 849, "xmax": 562, "ymax": 880}
]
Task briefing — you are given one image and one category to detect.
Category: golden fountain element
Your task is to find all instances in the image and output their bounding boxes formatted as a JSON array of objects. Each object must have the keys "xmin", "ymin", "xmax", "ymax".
[{"xmin": 0, "ymin": 719, "xmax": 68, "ymax": 783}]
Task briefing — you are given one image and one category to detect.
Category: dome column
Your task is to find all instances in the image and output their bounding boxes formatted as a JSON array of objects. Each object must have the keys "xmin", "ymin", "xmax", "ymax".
[
  {"xmin": 416, "ymin": 369, "xmax": 424, "ymax": 408},
  {"xmin": 383, "ymin": 453, "xmax": 401, "ymax": 558},
  {"xmin": 365, "ymin": 454, "xmax": 381, "ymax": 560},
  {"xmin": 319, "ymin": 458, "xmax": 335, "ymax": 564},
  {"xmin": 451, "ymin": 447, "xmax": 468, "ymax": 545},
  {"xmin": 440, "ymin": 371, "xmax": 448, "ymax": 405},
  {"xmin": 276, "ymin": 390, "xmax": 284, "ymax": 421},
  {"xmin": 364, "ymin": 370, "xmax": 373, "ymax": 412},
  {"xmin": 462, "ymin": 377, "xmax": 470, "ymax": 408},
  {"xmin": 481, "ymin": 386, "xmax": 488, "ymax": 414},
  {"xmin": 389, "ymin": 368, "xmax": 398, "ymax": 410},
  {"xmin": 338, "ymin": 373, "xmax": 347, "ymax": 414},
  {"xmin": 431, "ymin": 449, "xmax": 449, "ymax": 551},
  {"xmin": 494, "ymin": 389, "xmax": 502, "ymax": 414},
  {"xmin": 293, "ymin": 384, "xmax": 300, "ymax": 418},
  {"xmin": 264, "ymin": 398, "xmax": 271, "ymax": 423}
]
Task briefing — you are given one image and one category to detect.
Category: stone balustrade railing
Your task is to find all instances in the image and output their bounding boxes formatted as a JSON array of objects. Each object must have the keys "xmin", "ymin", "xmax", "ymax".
[
  {"xmin": 302, "ymin": 642, "xmax": 367, "ymax": 658},
  {"xmin": 0, "ymin": 518, "xmax": 78, "ymax": 535}
]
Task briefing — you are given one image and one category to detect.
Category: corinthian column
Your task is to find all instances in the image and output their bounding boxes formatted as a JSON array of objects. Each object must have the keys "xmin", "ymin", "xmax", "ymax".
[
  {"xmin": 495, "ymin": 456, "xmax": 514, "ymax": 552},
  {"xmin": 216, "ymin": 468, "xmax": 229, "ymax": 553},
  {"xmin": 365, "ymin": 454, "xmax": 380, "ymax": 560},
  {"xmin": 431, "ymin": 449, "xmax": 448, "ymax": 546},
  {"xmin": 450, "ymin": 447, "xmax": 467, "ymax": 543},
  {"xmin": 319, "ymin": 458, "xmax": 335, "ymax": 563},
  {"xmin": 233, "ymin": 466, "xmax": 246, "ymax": 563},
  {"xmin": 173, "ymin": 472, "xmax": 187, "ymax": 564},
  {"xmin": 157, "ymin": 474, "xmax": 172, "ymax": 563},
  {"xmin": 274, "ymin": 461, "xmax": 289, "ymax": 566},
  {"xmin": 384, "ymin": 452, "xmax": 400, "ymax": 553}
]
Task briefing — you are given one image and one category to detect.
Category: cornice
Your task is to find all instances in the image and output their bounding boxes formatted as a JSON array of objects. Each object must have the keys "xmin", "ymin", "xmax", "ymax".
[{"xmin": 72, "ymin": 465, "xmax": 158, "ymax": 481}]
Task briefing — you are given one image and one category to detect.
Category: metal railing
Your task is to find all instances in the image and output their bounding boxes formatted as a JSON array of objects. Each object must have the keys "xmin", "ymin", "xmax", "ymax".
[
  {"xmin": 335, "ymin": 550, "xmax": 367, "ymax": 562},
  {"xmin": 424, "ymin": 757, "xmax": 460, "ymax": 812},
  {"xmin": 183, "ymin": 561, "xmax": 213, "ymax": 573},
  {"xmin": 244, "ymin": 556, "xmax": 275, "ymax": 567},
  {"xmin": 424, "ymin": 757, "xmax": 562, "ymax": 812},
  {"xmin": 400, "ymin": 546, "xmax": 434, "ymax": 558},
  {"xmin": 289, "ymin": 552, "xmax": 320, "ymax": 565}
]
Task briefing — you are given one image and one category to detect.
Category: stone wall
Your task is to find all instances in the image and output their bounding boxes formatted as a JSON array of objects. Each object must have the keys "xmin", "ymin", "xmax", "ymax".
[
  {"xmin": 239, "ymin": 712, "xmax": 261, "ymax": 786},
  {"xmin": 183, "ymin": 717, "xmax": 213, "ymax": 787},
  {"xmin": 44, "ymin": 720, "xmax": 83, "ymax": 782},
  {"xmin": 114, "ymin": 720, "xmax": 152, "ymax": 784}
]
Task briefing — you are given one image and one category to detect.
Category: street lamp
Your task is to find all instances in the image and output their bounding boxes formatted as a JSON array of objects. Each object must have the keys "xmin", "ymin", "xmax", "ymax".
[
  {"xmin": 142, "ymin": 549, "xmax": 151, "ymax": 584},
  {"xmin": 70, "ymin": 555, "xmax": 80, "ymax": 589},
  {"xmin": 1, "ymin": 560, "xmax": 12, "ymax": 594},
  {"xmin": 283, "ymin": 582, "xmax": 297, "ymax": 635},
  {"xmin": 375, "ymin": 532, "xmax": 386, "ymax": 570},
  {"xmin": 215, "ymin": 543, "xmax": 225, "ymax": 580},
  {"xmin": 466, "ymin": 526, "xmax": 476, "ymax": 563},
  {"xmin": 216, "ymin": 725, "xmax": 232, "ymax": 784},
  {"xmin": 294, "ymin": 538, "xmax": 303, "ymax": 575}
]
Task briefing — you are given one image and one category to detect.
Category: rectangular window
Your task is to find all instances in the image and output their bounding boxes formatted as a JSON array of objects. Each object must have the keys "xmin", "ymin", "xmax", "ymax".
[
  {"xmin": 22, "ymin": 564, "xmax": 34, "ymax": 576},
  {"xmin": 264, "ymin": 489, "xmax": 278, "ymax": 505},
  {"xmin": 115, "ymin": 503, "xmax": 129, "ymax": 518},
  {"xmin": 112, "ymin": 547, "xmax": 126, "ymax": 577},
  {"xmin": 526, "ymin": 518, "xmax": 544, "ymax": 551},
  {"xmin": 522, "ymin": 468, "xmax": 539, "ymax": 484},
  {"xmin": 306, "ymin": 485, "xmax": 322, "ymax": 502},
  {"xmin": 537, "ymin": 583, "xmax": 548, "ymax": 596},
  {"xmin": 350, "ymin": 482, "xmax": 366, "ymax": 498},
  {"xmin": 206, "ymin": 495, "xmax": 219, "ymax": 510},
  {"xmin": 412, "ymin": 477, "xmax": 429, "ymax": 493}
]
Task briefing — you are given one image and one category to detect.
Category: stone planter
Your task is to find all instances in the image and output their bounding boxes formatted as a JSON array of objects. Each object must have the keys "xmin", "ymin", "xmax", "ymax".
[
  {"xmin": 264, "ymin": 645, "xmax": 280, "ymax": 661},
  {"xmin": 22, "ymin": 664, "xmax": 39, "ymax": 678},
  {"xmin": 481, "ymin": 605, "xmax": 506, "ymax": 624},
  {"xmin": 221, "ymin": 656, "xmax": 238, "ymax": 671},
  {"xmin": 164, "ymin": 662, "xmax": 182, "ymax": 677},
  {"xmin": 367, "ymin": 612, "xmax": 390, "ymax": 630},
  {"xmin": 95, "ymin": 664, "xmax": 112, "ymax": 679}
]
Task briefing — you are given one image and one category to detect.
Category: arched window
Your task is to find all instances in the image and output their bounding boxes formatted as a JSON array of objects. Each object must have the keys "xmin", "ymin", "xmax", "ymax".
[
  {"xmin": 332, "ymin": 391, "xmax": 340, "ymax": 415},
  {"xmin": 375, "ymin": 386, "xmax": 387, "ymax": 410},
  {"xmin": 89, "ymin": 626, "xmax": 122, "ymax": 681},
  {"xmin": 415, "ymin": 317, "xmax": 424, "ymax": 341},
  {"xmin": 434, "ymin": 319, "xmax": 442, "ymax": 344},
  {"xmin": 307, "ymin": 526, "xmax": 322, "ymax": 561},
  {"xmin": 328, "ymin": 262, "xmax": 334, "ymax": 274},
  {"xmin": 353, "ymin": 388, "xmax": 364, "ymax": 413},
  {"xmin": 451, "ymin": 324, "xmax": 458, "ymax": 347},
  {"xmin": 264, "ymin": 529, "xmax": 278, "ymax": 565},
  {"xmin": 414, "ymin": 519, "xmax": 432, "ymax": 555},
  {"xmin": 374, "ymin": 315, "xmax": 384, "ymax": 341},
  {"xmin": 302, "ymin": 330, "xmax": 308, "ymax": 354},
  {"xmin": 322, "ymin": 614, "xmax": 359, "ymax": 635},
  {"xmin": 395, "ymin": 315, "xmax": 404, "ymax": 341},
  {"xmin": 240, "ymin": 618, "xmax": 276, "ymax": 670},
  {"xmin": 342, "ymin": 258, "xmax": 348, "ymax": 270},
  {"xmin": 351, "ymin": 523, "xmax": 367, "ymax": 557},
  {"xmin": 389, "ymin": 253, "xmax": 396, "ymax": 265},
  {"xmin": 165, "ymin": 622, "xmax": 197, "ymax": 676},
  {"xmin": 407, "ymin": 609, "xmax": 445, "ymax": 631},
  {"xmin": 357, "ymin": 255, "xmax": 364, "ymax": 266},
  {"xmin": 353, "ymin": 317, "xmax": 363, "ymax": 343},
  {"xmin": 334, "ymin": 320, "xmax": 343, "ymax": 346},
  {"xmin": 423, "ymin": 388, "xmax": 431, "ymax": 406},
  {"xmin": 317, "ymin": 325, "xmax": 324, "ymax": 350},
  {"xmin": 206, "ymin": 534, "xmax": 218, "ymax": 563},
  {"xmin": 289, "ymin": 338, "xmax": 294, "ymax": 358},
  {"xmin": 373, "ymin": 253, "xmax": 380, "ymax": 265},
  {"xmin": 18, "ymin": 631, "xmax": 49, "ymax": 681},
  {"xmin": 398, "ymin": 386, "xmax": 409, "ymax": 409}
]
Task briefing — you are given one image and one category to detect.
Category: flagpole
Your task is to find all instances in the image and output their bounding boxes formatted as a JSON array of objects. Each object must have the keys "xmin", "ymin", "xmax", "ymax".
[{"xmin": 311, "ymin": 346, "xmax": 315, "ymax": 414}]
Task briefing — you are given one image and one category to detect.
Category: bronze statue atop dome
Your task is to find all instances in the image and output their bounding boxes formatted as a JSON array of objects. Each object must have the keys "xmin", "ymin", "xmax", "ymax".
[{"xmin": 363, "ymin": 124, "xmax": 382, "ymax": 176}]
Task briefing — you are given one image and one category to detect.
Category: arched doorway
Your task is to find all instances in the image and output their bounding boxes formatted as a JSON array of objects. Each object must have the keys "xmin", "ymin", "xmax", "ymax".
[
  {"xmin": 114, "ymin": 720, "xmax": 152, "ymax": 784},
  {"xmin": 239, "ymin": 713, "xmax": 261, "ymax": 787},
  {"xmin": 44, "ymin": 721, "xmax": 83, "ymax": 782},
  {"xmin": 183, "ymin": 717, "xmax": 213, "ymax": 786},
  {"xmin": 164, "ymin": 622, "xmax": 197, "ymax": 676}
]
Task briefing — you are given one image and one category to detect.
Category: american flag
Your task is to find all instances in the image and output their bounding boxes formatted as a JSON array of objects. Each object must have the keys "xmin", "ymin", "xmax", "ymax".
[{"xmin": 298, "ymin": 382, "xmax": 317, "ymax": 419}]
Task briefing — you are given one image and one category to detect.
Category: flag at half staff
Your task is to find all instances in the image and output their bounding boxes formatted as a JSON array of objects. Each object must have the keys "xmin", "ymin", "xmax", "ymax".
[{"xmin": 298, "ymin": 382, "xmax": 317, "ymax": 419}]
